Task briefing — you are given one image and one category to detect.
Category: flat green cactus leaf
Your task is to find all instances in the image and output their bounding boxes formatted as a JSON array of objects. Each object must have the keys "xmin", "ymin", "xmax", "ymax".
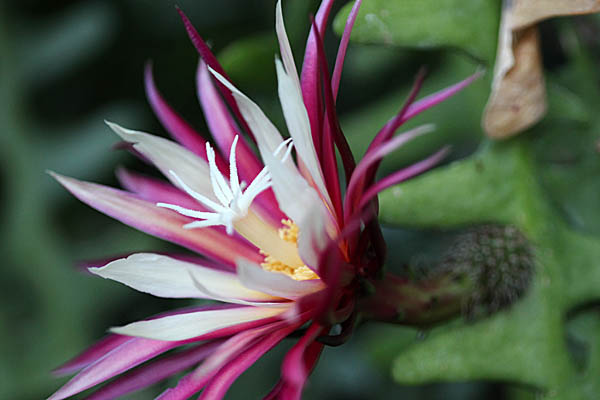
[
  {"xmin": 379, "ymin": 135, "xmax": 600, "ymax": 396},
  {"xmin": 333, "ymin": 0, "xmax": 501, "ymax": 63}
]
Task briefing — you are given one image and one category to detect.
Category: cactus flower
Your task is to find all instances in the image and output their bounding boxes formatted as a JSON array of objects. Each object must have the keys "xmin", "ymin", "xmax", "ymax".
[{"xmin": 49, "ymin": 1, "xmax": 478, "ymax": 399}]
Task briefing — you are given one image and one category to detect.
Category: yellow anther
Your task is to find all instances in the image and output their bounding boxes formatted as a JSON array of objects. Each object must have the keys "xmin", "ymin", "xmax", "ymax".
[{"xmin": 261, "ymin": 219, "xmax": 319, "ymax": 281}]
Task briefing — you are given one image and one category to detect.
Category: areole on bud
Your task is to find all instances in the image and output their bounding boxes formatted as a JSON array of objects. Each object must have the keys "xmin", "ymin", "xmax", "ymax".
[{"xmin": 359, "ymin": 224, "xmax": 535, "ymax": 326}]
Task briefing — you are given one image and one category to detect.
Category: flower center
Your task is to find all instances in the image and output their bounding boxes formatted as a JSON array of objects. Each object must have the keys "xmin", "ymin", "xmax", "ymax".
[{"xmin": 261, "ymin": 219, "xmax": 319, "ymax": 281}]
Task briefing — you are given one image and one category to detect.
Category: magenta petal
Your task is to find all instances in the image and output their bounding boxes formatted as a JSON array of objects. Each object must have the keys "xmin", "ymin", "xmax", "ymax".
[
  {"xmin": 49, "ymin": 338, "xmax": 184, "ymax": 400},
  {"xmin": 300, "ymin": 0, "xmax": 335, "ymax": 158},
  {"xmin": 331, "ymin": 0, "xmax": 362, "ymax": 99},
  {"xmin": 311, "ymin": 19, "xmax": 356, "ymax": 179},
  {"xmin": 156, "ymin": 371, "xmax": 212, "ymax": 400},
  {"xmin": 263, "ymin": 380, "xmax": 284, "ymax": 400},
  {"xmin": 198, "ymin": 324, "xmax": 299, "ymax": 400},
  {"xmin": 279, "ymin": 341, "xmax": 324, "ymax": 400},
  {"xmin": 367, "ymin": 68, "xmax": 427, "ymax": 154},
  {"xmin": 157, "ymin": 322, "xmax": 289, "ymax": 400},
  {"xmin": 344, "ymin": 125, "xmax": 432, "ymax": 219},
  {"xmin": 176, "ymin": 7, "xmax": 256, "ymax": 143},
  {"xmin": 145, "ymin": 63, "xmax": 220, "ymax": 170},
  {"xmin": 307, "ymin": 19, "xmax": 348, "ymax": 226},
  {"xmin": 403, "ymin": 69, "xmax": 483, "ymax": 122},
  {"xmin": 280, "ymin": 324, "xmax": 324, "ymax": 400},
  {"xmin": 53, "ymin": 335, "xmax": 129, "ymax": 376},
  {"xmin": 360, "ymin": 147, "xmax": 450, "ymax": 208},
  {"xmin": 85, "ymin": 341, "xmax": 222, "ymax": 400},
  {"xmin": 196, "ymin": 61, "xmax": 261, "ymax": 180}
]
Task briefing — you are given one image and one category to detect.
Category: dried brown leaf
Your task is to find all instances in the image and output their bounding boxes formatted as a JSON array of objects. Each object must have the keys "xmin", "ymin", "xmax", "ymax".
[
  {"xmin": 483, "ymin": 7, "xmax": 546, "ymax": 139},
  {"xmin": 483, "ymin": 0, "xmax": 600, "ymax": 139},
  {"xmin": 511, "ymin": 0, "xmax": 600, "ymax": 29}
]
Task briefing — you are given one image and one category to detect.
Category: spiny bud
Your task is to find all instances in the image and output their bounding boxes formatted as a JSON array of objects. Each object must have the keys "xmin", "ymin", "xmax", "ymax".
[{"xmin": 439, "ymin": 224, "xmax": 535, "ymax": 319}]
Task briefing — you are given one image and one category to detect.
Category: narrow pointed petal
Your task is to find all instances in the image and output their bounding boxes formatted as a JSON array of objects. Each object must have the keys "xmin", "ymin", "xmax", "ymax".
[
  {"xmin": 105, "ymin": 122, "xmax": 221, "ymax": 201},
  {"xmin": 367, "ymin": 68, "xmax": 428, "ymax": 154},
  {"xmin": 403, "ymin": 69, "xmax": 483, "ymax": 122},
  {"xmin": 281, "ymin": 324, "xmax": 324, "ymax": 392},
  {"xmin": 110, "ymin": 306, "xmax": 289, "ymax": 341},
  {"xmin": 90, "ymin": 253, "xmax": 278, "ymax": 301},
  {"xmin": 156, "ymin": 321, "xmax": 281, "ymax": 400},
  {"xmin": 48, "ymin": 338, "xmax": 183, "ymax": 400},
  {"xmin": 300, "ymin": 0, "xmax": 336, "ymax": 154},
  {"xmin": 237, "ymin": 259, "xmax": 325, "ymax": 300},
  {"xmin": 331, "ymin": 0, "xmax": 362, "ymax": 99},
  {"xmin": 50, "ymin": 173, "xmax": 262, "ymax": 267},
  {"xmin": 274, "ymin": 5, "xmax": 333, "ymax": 207},
  {"xmin": 275, "ymin": 0, "xmax": 300, "ymax": 86},
  {"xmin": 176, "ymin": 7, "xmax": 256, "ymax": 142},
  {"xmin": 156, "ymin": 372, "xmax": 212, "ymax": 400},
  {"xmin": 345, "ymin": 125, "xmax": 435, "ymax": 218},
  {"xmin": 145, "ymin": 63, "xmax": 211, "ymax": 161},
  {"xmin": 359, "ymin": 147, "xmax": 450, "ymax": 209},
  {"xmin": 198, "ymin": 324, "xmax": 299, "ymax": 400},
  {"xmin": 275, "ymin": 59, "xmax": 331, "ymax": 206},
  {"xmin": 279, "ymin": 340, "xmax": 324, "ymax": 400},
  {"xmin": 52, "ymin": 335, "xmax": 129, "ymax": 376},
  {"xmin": 85, "ymin": 341, "xmax": 222, "ymax": 400}
]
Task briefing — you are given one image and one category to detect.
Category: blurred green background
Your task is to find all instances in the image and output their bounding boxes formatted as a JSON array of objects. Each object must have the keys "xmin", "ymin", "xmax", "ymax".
[{"xmin": 1, "ymin": 0, "xmax": 599, "ymax": 399}]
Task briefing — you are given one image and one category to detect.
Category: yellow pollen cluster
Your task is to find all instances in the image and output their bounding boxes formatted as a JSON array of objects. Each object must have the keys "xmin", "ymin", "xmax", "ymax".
[{"xmin": 261, "ymin": 219, "xmax": 319, "ymax": 281}]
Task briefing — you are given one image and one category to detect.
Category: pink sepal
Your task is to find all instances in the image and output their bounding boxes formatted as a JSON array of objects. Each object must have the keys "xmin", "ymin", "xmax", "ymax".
[
  {"xmin": 145, "ymin": 63, "xmax": 226, "ymax": 172},
  {"xmin": 300, "ymin": 0, "xmax": 335, "ymax": 158},
  {"xmin": 344, "ymin": 125, "xmax": 432, "ymax": 219},
  {"xmin": 198, "ymin": 323, "xmax": 300, "ymax": 400},
  {"xmin": 331, "ymin": 0, "xmax": 362, "ymax": 99},
  {"xmin": 404, "ymin": 69, "xmax": 483, "ymax": 122},
  {"xmin": 279, "ymin": 341, "xmax": 324, "ymax": 400},
  {"xmin": 85, "ymin": 340, "xmax": 222, "ymax": 400},
  {"xmin": 157, "ymin": 322, "xmax": 295, "ymax": 400},
  {"xmin": 176, "ymin": 7, "xmax": 256, "ymax": 143},
  {"xmin": 280, "ymin": 324, "xmax": 324, "ymax": 400},
  {"xmin": 52, "ymin": 334, "xmax": 129, "ymax": 376},
  {"xmin": 360, "ymin": 147, "xmax": 450, "ymax": 208},
  {"xmin": 48, "ymin": 338, "xmax": 186, "ymax": 400}
]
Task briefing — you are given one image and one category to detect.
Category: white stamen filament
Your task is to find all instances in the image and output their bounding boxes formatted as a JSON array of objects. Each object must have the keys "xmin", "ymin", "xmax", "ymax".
[{"xmin": 157, "ymin": 135, "xmax": 294, "ymax": 236}]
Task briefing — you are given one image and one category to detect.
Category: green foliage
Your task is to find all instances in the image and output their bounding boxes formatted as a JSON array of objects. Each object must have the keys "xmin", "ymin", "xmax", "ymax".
[{"xmin": 333, "ymin": 0, "xmax": 501, "ymax": 62}]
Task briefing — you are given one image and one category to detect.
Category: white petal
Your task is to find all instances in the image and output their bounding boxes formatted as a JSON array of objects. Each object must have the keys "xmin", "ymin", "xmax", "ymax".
[
  {"xmin": 275, "ymin": 0, "xmax": 300, "ymax": 87},
  {"xmin": 188, "ymin": 272, "xmax": 291, "ymax": 307},
  {"xmin": 208, "ymin": 68, "xmax": 294, "ymax": 173},
  {"xmin": 106, "ymin": 121, "xmax": 215, "ymax": 202},
  {"xmin": 275, "ymin": 59, "xmax": 330, "ymax": 205},
  {"xmin": 110, "ymin": 306, "xmax": 289, "ymax": 341},
  {"xmin": 296, "ymin": 201, "xmax": 332, "ymax": 269},
  {"xmin": 237, "ymin": 259, "xmax": 325, "ymax": 300},
  {"xmin": 234, "ymin": 211, "xmax": 305, "ymax": 268},
  {"xmin": 90, "ymin": 253, "xmax": 277, "ymax": 301}
]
